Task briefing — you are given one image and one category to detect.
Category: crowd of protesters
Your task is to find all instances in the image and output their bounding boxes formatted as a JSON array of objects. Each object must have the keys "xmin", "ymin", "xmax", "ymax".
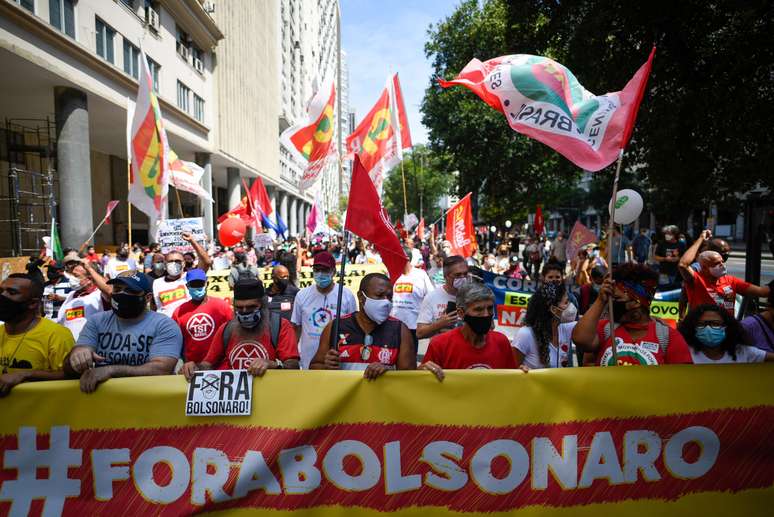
[{"xmin": 0, "ymin": 221, "xmax": 772, "ymax": 396}]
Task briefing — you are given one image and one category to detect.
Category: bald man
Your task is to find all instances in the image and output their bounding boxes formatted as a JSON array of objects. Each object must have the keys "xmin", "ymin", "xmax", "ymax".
[
  {"xmin": 267, "ymin": 265, "xmax": 299, "ymax": 320},
  {"xmin": 680, "ymin": 229, "xmax": 770, "ymax": 315}
]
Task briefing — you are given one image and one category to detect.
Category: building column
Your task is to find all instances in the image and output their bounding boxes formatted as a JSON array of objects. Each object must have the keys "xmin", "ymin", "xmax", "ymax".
[
  {"xmin": 54, "ymin": 87, "xmax": 94, "ymax": 248},
  {"xmin": 195, "ymin": 153, "xmax": 213, "ymax": 239},
  {"xmin": 279, "ymin": 191, "xmax": 289, "ymax": 235},
  {"xmin": 288, "ymin": 196, "xmax": 298, "ymax": 237},
  {"xmin": 297, "ymin": 201, "xmax": 305, "ymax": 236},
  {"xmin": 226, "ymin": 167, "xmax": 241, "ymax": 213}
]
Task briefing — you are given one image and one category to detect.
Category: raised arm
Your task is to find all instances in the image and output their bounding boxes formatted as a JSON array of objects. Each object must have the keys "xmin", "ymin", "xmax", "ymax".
[
  {"xmin": 572, "ymin": 276, "xmax": 613, "ymax": 353},
  {"xmin": 678, "ymin": 229, "xmax": 711, "ymax": 283},
  {"xmin": 183, "ymin": 232, "xmax": 212, "ymax": 271},
  {"xmin": 83, "ymin": 260, "xmax": 112, "ymax": 299}
]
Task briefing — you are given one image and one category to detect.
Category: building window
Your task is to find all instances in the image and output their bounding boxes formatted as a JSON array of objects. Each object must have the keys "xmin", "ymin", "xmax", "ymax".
[
  {"xmin": 14, "ymin": 0, "xmax": 34, "ymax": 12},
  {"xmin": 193, "ymin": 94, "xmax": 205, "ymax": 123},
  {"xmin": 123, "ymin": 40, "xmax": 140, "ymax": 79},
  {"xmin": 49, "ymin": 0, "xmax": 75, "ymax": 37},
  {"xmin": 191, "ymin": 45, "xmax": 204, "ymax": 74},
  {"xmin": 177, "ymin": 81, "xmax": 190, "ymax": 113},
  {"xmin": 146, "ymin": 57, "xmax": 160, "ymax": 92},
  {"xmin": 176, "ymin": 25, "xmax": 191, "ymax": 62},
  {"xmin": 95, "ymin": 18, "xmax": 116, "ymax": 64}
]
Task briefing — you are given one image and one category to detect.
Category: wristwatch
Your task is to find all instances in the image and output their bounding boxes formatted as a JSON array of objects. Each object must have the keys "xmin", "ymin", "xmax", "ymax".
[{"xmin": 275, "ymin": 359, "xmax": 284, "ymax": 369}]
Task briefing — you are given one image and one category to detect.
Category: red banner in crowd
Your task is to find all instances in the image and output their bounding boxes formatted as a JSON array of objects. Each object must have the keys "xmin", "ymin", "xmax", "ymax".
[{"xmin": 445, "ymin": 193, "xmax": 477, "ymax": 258}]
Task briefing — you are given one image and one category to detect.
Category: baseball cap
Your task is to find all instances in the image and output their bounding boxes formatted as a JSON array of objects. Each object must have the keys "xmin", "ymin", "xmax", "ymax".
[
  {"xmin": 185, "ymin": 268, "xmax": 207, "ymax": 283},
  {"xmin": 63, "ymin": 251, "xmax": 82, "ymax": 264},
  {"xmin": 107, "ymin": 270, "xmax": 152, "ymax": 293},
  {"xmin": 313, "ymin": 251, "xmax": 336, "ymax": 270}
]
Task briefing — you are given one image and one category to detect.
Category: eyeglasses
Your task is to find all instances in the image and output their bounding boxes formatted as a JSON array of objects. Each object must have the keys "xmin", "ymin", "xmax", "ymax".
[{"xmin": 696, "ymin": 322, "xmax": 726, "ymax": 330}]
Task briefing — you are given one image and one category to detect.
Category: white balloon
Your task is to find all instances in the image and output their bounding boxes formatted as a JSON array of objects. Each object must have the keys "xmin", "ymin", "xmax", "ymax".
[{"xmin": 608, "ymin": 189, "xmax": 643, "ymax": 225}]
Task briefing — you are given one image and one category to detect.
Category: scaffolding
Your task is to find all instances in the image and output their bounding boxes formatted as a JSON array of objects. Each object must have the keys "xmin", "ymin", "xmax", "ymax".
[{"xmin": 0, "ymin": 118, "xmax": 57, "ymax": 257}]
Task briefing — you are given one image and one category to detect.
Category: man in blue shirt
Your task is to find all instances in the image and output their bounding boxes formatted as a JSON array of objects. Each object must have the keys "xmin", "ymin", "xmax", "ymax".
[{"xmin": 64, "ymin": 270, "xmax": 182, "ymax": 392}]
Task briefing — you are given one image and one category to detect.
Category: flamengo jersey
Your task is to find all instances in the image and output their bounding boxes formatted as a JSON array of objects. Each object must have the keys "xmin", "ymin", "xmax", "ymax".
[
  {"xmin": 153, "ymin": 277, "xmax": 190, "ymax": 318},
  {"xmin": 336, "ymin": 314, "xmax": 402, "ymax": 370}
]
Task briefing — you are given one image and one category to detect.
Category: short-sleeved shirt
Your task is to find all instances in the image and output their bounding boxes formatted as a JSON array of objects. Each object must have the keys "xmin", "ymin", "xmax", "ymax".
[
  {"xmin": 685, "ymin": 270, "xmax": 750, "ymax": 316},
  {"xmin": 172, "ymin": 297, "xmax": 233, "ymax": 363},
  {"xmin": 0, "ymin": 318, "xmax": 74, "ymax": 372},
  {"xmin": 513, "ymin": 322, "xmax": 576, "ymax": 369},
  {"xmin": 416, "ymin": 286, "xmax": 457, "ymax": 327},
  {"xmin": 740, "ymin": 315, "xmax": 774, "ymax": 353},
  {"xmin": 104, "ymin": 258, "xmax": 137, "ymax": 279},
  {"xmin": 423, "ymin": 327, "xmax": 516, "ymax": 369},
  {"xmin": 291, "ymin": 283, "xmax": 357, "ymax": 369},
  {"xmin": 391, "ymin": 268, "xmax": 435, "ymax": 330},
  {"xmin": 43, "ymin": 280, "xmax": 72, "ymax": 320},
  {"xmin": 593, "ymin": 319, "xmax": 693, "ymax": 366},
  {"xmin": 690, "ymin": 345, "xmax": 766, "ymax": 364},
  {"xmin": 335, "ymin": 314, "xmax": 403, "ymax": 370},
  {"xmin": 203, "ymin": 318, "xmax": 299, "ymax": 369},
  {"xmin": 56, "ymin": 288, "xmax": 107, "ymax": 340},
  {"xmin": 654, "ymin": 241, "xmax": 685, "ymax": 277},
  {"xmin": 153, "ymin": 276, "xmax": 190, "ymax": 318},
  {"xmin": 77, "ymin": 310, "xmax": 183, "ymax": 366}
]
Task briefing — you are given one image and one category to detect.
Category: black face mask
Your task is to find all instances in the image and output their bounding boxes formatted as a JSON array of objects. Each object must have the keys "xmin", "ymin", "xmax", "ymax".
[
  {"xmin": 111, "ymin": 293, "xmax": 146, "ymax": 319},
  {"xmin": 464, "ymin": 314, "xmax": 492, "ymax": 336},
  {"xmin": 273, "ymin": 278, "xmax": 289, "ymax": 292},
  {"xmin": 118, "ymin": 251, "xmax": 129, "ymax": 259},
  {"xmin": 612, "ymin": 300, "xmax": 629, "ymax": 321},
  {"xmin": 0, "ymin": 294, "xmax": 29, "ymax": 323}
]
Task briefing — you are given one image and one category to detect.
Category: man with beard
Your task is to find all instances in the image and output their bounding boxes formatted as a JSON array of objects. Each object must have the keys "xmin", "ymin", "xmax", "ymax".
[
  {"xmin": 0, "ymin": 274, "xmax": 74, "ymax": 396},
  {"xmin": 64, "ymin": 271, "xmax": 182, "ymax": 392}
]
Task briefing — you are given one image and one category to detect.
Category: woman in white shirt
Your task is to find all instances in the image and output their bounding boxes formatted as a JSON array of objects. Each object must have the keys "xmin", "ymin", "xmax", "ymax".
[
  {"xmin": 678, "ymin": 304, "xmax": 774, "ymax": 364},
  {"xmin": 512, "ymin": 282, "xmax": 578, "ymax": 369}
]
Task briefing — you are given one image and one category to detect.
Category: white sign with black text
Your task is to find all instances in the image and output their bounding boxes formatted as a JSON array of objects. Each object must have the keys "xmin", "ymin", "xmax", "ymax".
[
  {"xmin": 157, "ymin": 217, "xmax": 207, "ymax": 254},
  {"xmin": 185, "ymin": 369, "xmax": 253, "ymax": 416}
]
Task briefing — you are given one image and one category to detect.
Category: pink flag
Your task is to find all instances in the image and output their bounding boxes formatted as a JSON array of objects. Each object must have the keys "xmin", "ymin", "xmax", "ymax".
[
  {"xmin": 104, "ymin": 200, "xmax": 120, "ymax": 224},
  {"xmin": 565, "ymin": 221, "xmax": 598, "ymax": 261},
  {"xmin": 306, "ymin": 193, "xmax": 324, "ymax": 236}
]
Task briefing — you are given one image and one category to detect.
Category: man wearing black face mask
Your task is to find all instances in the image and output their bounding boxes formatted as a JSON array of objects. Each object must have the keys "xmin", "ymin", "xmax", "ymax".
[
  {"xmin": 421, "ymin": 282, "xmax": 517, "ymax": 375},
  {"xmin": 181, "ymin": 279, "xmax": 299, "ymax": 379},
  {"xmin": 42, "ymin": 261, "xmax": 71, "ymax": 320},
  {"xmin": 0, "ymin": 274, "xmax": 74, "ymax": 396},
  {"xmin": 64, "ymin": 271, "xmax": 182, "ymax": 393},
  {"xmin": 267, "ymin": 265, "xmax": 298, "ymax": 321},
  {"xmin": 104, "ymin": 243, "xmax": 138, "ymax": 279}
]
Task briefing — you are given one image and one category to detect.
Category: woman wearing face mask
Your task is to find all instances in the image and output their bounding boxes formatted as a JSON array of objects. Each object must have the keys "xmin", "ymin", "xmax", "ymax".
[
  {"xmin": 513, "ymin": 282, "xmax": 578, "ymax": 369},
  {"xmin": 421, "ymin": 282, "xmax": 519, "ymax": 375},
  {"xmin": 679, "ymin": 304, "xmax": 774, "ymax": 364},
  {"xmin": 181, "ymin": 279, "xmax": 300, "ymax": 379},
  {"xmin": 312, "ymin": 273, "xmax": 419, "ymax": 380},
  {"xmin": 172, "ymin": 269, "xmax": 233, "ymax": 367},
  {"xmin": 572, "ymin": 264, "xmax": 693, "ymax": 366}
]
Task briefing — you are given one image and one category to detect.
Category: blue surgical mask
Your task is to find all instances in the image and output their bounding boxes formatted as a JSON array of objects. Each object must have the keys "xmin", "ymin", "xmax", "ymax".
[
  {"xmin": 188, "ymin": 286, "xmax": 206, "ymax": 301},
  {"xmin": 695, "ymin": 326, "xmax": 726, "ymax": 348},
  {"xmin": 314, "ymin": 272, "xmax": 333, "ymax": 289}
]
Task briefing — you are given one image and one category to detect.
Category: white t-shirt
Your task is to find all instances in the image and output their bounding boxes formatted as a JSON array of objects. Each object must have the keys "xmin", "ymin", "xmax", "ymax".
[
  {"xmin": 152, "ymin": 276, "xmax": 190, "ymax": 318},
  {"xmin": 104, "ymin": 257, "xmax": 137, "ymax": 279},
  {"xmin": 416, "ymin": 286, "xmax": 457, "ymax": 327},
  {"xmin": 391, "ymin": 268, "xmax": 435, "ymax": 330},
  {"xmin": 290, "ymin": 283, "xmax": 357, "ymax": 369},
  {"xmin": 690, "ymin": 345, "xmax": 766, "ymax": 364},
  {"xmin": 512, "ymin": 322, "xmax": 577, "ymax": 369},
  {"xmin": 56, "ymin": 288, "xmax": 106, "ymax": 340}
]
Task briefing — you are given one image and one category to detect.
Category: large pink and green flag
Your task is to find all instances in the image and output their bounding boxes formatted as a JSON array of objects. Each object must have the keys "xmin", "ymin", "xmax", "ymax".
[
  {"xmin": 439, "ymin": 48, "xmax": 655, "ymax": 171},
  {"xmin": 128, "ymin": 47, "xmax": 170, "ymax": 228}
]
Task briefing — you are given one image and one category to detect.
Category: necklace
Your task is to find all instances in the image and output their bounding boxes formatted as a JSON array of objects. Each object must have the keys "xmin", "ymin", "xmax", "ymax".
[{"xmin": 1, "ymin": 317, "xmax": 38, "ymax": 374}]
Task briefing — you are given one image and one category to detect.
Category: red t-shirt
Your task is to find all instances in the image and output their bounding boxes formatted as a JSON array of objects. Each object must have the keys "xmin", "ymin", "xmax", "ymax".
[
  {"xmin": 594, "ymin": 319, "xmax": 693, "ymax": 366},
  {"xmin": 423, "ymin": 327, "xmax": 517, "ymax": 369},
  {"xmin": 203, "ymin": 318, "xmax": 299, "ymax": 370},
  {"xmin": 685, "ymin": 270, "xmax": 750, "ymax": 315},
  {"xmin": 173, "ymin": 297, "xmax": 233, "ymax": 362}
]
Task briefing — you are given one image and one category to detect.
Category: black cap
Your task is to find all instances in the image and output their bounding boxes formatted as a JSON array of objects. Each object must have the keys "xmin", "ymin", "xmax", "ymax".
[{"xmin": 234, "ymin": 279, "xmax": 265, "ymax": 300}]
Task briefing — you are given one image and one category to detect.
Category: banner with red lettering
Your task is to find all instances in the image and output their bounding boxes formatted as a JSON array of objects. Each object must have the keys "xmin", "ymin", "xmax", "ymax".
[{"xmin": 445, "ymin": 193, "xmax": 477, "ymax": 258}]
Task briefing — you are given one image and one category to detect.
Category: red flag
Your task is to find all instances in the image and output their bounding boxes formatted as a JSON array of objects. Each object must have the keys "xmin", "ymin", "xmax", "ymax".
[
  {"xmin": 445, "ymin": 193, "xmax": 477, "ymax": 258},
  {"xmin": 416, "ymin": 218, "xmax": 425, "ymax": 241},
  {"xmin": 217, "ymin": 190, "xmax": 252, "ymax": 225},
  {"xmin": 104, "ymin": 200, "xmax": 120, "ymax": 224},
  {"xmin": 534, "ymin": 205, "xmax": 544, "ymax": 236},
  {"xmin": 253, "ymin": 177, "xmax": 273, "ymax": 216},
  {"xmin": 565, "ymin": 221, "xmax": 597, "ymax": 261},
  {"xmin": 242, "ymin": 178, "xmax": 262, "ymax": 231},
  {"xmin": 620, "ymin": 46, "xmax": 656, "ymax": 150},
  {"xmin": 345, "ymin": 155, "xmax": 408, "ymax": 283}
]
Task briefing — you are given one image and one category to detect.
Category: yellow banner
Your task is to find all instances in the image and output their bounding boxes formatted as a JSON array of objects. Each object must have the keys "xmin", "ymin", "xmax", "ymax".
[
  {"xmin": 1, "ymin": 367, "xmax": 772, "ymax": 515},
  {"xmin": 205, "ymin": 264, "xmax": 387, "ymax": 301}
]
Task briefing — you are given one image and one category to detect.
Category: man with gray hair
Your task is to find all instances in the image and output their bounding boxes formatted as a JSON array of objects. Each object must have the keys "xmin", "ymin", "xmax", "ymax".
[
  {"xmin": 679, "ymin": 229, "xmax": 770, "ymax": 315},
  {"xmin": 420, "ymin": 281, "xmax": 519, "ymax": 375}
]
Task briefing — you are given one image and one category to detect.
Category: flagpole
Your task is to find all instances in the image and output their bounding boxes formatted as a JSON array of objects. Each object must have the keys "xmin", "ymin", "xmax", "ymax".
[
  {"xmin": 174, "ymin": 187, "xmax": 184, "ymax": 218},
  {"xmin": 79, "ymin": 215, "xmax": 110, "ymax": 253},
  {"xmin": 127, "ymin": 160, "xmax": 133, "ymax": 249},
  {"xmin": 329, "ymin": 230, "xmax": 350, "ymax": 351},
  {"xmin": 606, "ymin": 148, "xmax": 625, "ymax": 365}
]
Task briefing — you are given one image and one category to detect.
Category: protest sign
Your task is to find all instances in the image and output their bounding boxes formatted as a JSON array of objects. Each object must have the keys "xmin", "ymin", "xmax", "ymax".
[
  {"xmin": 254, "ymin": 233, "xmax": 273, "ymax": 250},
  {"xmin": 1, "ymin": 367, "xmax": 772, "ymax": 515},
  {"xmin": 185, "ymin": 370, "xmax": 253, "ymax": 416},
  {"xmin": 156, "ymin": 218, "xmax": 206, "ymax": 254}
]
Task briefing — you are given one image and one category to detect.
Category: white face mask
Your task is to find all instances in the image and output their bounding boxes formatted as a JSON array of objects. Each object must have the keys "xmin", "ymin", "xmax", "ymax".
[
  {"xmin": 709, "ymin": 263, "xmax": 726, "ymax": 278},
  {"xmin": 452, "ymin": 276, "xmax": 469, "ymax": 291},
  {"xmin": 363, "ymin": 295, "xmax": 392, "ymax": 324},
  {"xmin": 166, "ymin": 262, "xmax": 183, "ymax": 277},
  {"xmin": 68, "ymin": 275, "xmax": 84, "ymax": 291},
  {"xmin": 560, "ymin": 303, "xmax": 577, "ymax": 323}
]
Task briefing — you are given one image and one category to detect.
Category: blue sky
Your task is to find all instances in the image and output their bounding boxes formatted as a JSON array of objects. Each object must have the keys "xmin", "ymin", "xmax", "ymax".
[{"xmin": 340, "ymin": 0, "xmax": 459, "ymax": 145}]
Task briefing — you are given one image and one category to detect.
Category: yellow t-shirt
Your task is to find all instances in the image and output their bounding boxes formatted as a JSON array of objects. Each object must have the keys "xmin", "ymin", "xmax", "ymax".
[{"xmin": 0, "ymin": 318, "xmax": 74, "ymax": 372}]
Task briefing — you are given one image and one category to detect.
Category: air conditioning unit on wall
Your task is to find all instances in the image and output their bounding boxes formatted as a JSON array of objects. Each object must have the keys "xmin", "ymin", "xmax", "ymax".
[{"xmin": 194, "ymin": 57, "xmax": 203, "ymax": 74}]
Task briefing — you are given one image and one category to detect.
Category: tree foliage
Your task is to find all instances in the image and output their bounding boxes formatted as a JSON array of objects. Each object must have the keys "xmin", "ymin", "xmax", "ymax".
[{"xmin": 423, "ymin": 0, "xmax": 774, "ymax": 228}]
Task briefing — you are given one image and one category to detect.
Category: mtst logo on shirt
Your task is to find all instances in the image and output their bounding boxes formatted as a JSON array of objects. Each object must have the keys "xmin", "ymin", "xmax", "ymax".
[
  {"xmin": 394, "ymin": 283, "xmax": 414, "ymax": 294},
  {"xmin": 186, "ymin": 313, "xmax": 215, "ymax": 340},
  {"xmin": 228, "ymin": 341, "xmax": 270, "ymax": 369},
  {"xmin": 65, "ymin": 307, "xmax": 85, "ymax": 321},
  {"xmin": 160, "ymin": 286, "xmax": 187, "ymax": 306}
]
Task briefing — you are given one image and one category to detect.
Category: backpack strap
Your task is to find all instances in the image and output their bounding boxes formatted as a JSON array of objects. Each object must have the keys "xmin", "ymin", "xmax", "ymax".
[
  {"xmin": 222, "ymin": 320, "xmax": 235, "ymax": 351},
  {"xmin": 269, "ymin": 311, "xmax": 281, "ymax": 350},
  {"xmin": 653, "ymin": 318, "xmax": 671, "ymax": 354}
]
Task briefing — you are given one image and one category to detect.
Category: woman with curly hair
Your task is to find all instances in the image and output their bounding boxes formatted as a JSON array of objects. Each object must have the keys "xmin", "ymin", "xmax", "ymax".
[
  {"xmin": 679, "ymin": 304, "xmax": 774, "ymax": 364},
  {"xmin": 512, "ymin": 282, "xmax": 577, "ymax": 368}
]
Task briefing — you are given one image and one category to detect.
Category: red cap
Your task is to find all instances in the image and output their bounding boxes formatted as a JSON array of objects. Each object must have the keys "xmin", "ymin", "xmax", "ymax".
[{"xmin": 313, "ymin": 251, "xmax": 336, "ymax": 270}]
